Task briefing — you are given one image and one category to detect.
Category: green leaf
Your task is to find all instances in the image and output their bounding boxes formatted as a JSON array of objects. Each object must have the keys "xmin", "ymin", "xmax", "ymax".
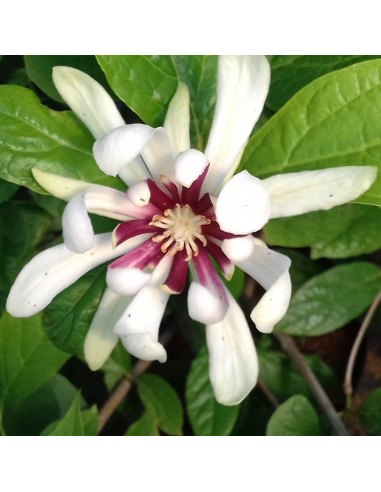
[
  {"xmin": 0, "ymin": 85, "xmax": 124, "ymax": 193},
  {"xmin": 31, "ymin": 192, "xmax": 66, "ymax": 218},
  {"xmin": 0, "ymin": 178, "xmax": 18, "ymax": 204},
  {"xmin": 24, "ymin": 55, "xmax": 115, "ymax": 103},
  {"xmin": 241, "ymin": 59, "xmax": 381, "ymax": 207},
  {"xmin": 49, "ymin": 392, "xmax": 84, "ymax": 436},
  {"xmin": 0, "ymin": 312, "xmax": 70, "ymax": 405},
  {"xmin": 359, "ymin": 389, "xmax": 381, "ymax": 435},
  {"xmin": 266, "ymin": 395, "xmax": 321, "ymax": 436},
  {"xmin": 2, "ymin": 374, "xmax": 80, "ymax": 436},
  {"xmin": 137, "ymin": 373, "xmax": 183, "ymax": 436},
  {"xmin": 267, "ymin": 55, "xmax": 381, "ymax": 111},
  {"xmin": 0, "ymin": 202, "xmax": 54, "ymax": 291},
  {"xmin": 125, "ymin": 403, "xmax": 159, "ymax": 436},
  {"xmin": 81, "ymin": 406, "xmax": 99, "ymax": 436},
  {"xmin": 186, "ymin": 346, "xmax": 239, "ymax": 436},
  {"xmin": 97, "ymin": 55, "xmax": 217, "ymax": 149},
  {"xmin": 42, "ymin": 265, "xmax": 107, "ymax": 356},
  {"xmin": 275, "ymin": 262, "xmax": 381, "ymax": 337},
  {"xmin": 102, "ymin": 341, "xmax": 132, "ymax": 391}
]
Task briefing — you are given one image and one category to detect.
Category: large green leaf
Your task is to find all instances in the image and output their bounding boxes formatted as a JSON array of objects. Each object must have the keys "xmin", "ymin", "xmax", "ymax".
[
  {"xmin": 48, "ymin": 392, "xmax": 84, "ymax": 436},
  {"xmin": 267, "ymin": 55, "xmax": 381, "ymax": 111},
  {"xmin": 0, "ymin": 202, "xmax": 54, "ymax": 292},
  {"xmin": 0, "ymin": 85, "xmax": 124, "ymax": 193},
  {"xmin": 137, "ymin": 373, "xmax": 183, "ymax": 436},
  {"xmin": 266, "ymin": 395, "xmax": 321, "ymax": 436},
  {"xmin": 185, "ymin": 346, "xmax": 239, "ymax": 436},
  {"xmin": 24, "ymin": 55, "xmax": 115, "ymax": 103},
  {"xmin": 359, "ymin": 389, "xmax": 381, "ymax": 436},
  {"xmin": 275, "ymin": 262, "xmax": 381, "ymax": 337},
  {"xmin": 0, "ymin": 312, "xmax": 70, "ymax": 405},
  {"xmin": 266, "ymin": 204, "xmax": 381, "ymax": 260},
  {"xmin": 97, "ymin": 55, "xmax": 218, "ymax": 149},
  {"xmin": 241, "ymin": 60, "xmax": 381, "ymax": 207},
  {"xmin": 125, "ymin": 403, "xmax": 159, "ymax": 436},
  {"xmin": 42, "ymin": 265, "xmax": 107, "ymax": 356}
]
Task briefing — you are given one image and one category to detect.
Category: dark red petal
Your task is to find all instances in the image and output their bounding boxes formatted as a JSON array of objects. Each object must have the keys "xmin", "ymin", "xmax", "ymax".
[
  {"xmin": 205, "ymin": 240, "xmax": 234, "ymax": 280},
  {"xmin": 113, "ymin": 220, "xmax": 159, "ymax": 247},
  {"xmin": 181, "ymin": 164, "xmax": 210, "ymax": 207},
  {"xmin": 202, "ymin": 220, "xmax": 237, "ymax": 241},
  {"xmin": 147, "ymin": 179, "xmax": 175, "ymax": 211},
  {"xmin": 161, "ymin": 175, "xmax": 181, "ymax": 203},
  {"xmin": 192, "ymin": 193, "xmax": 216, "ymax": 220},
  {"xmin": 110, "ymin": 237, "xmax": 162, "ymax": 270},
  {"xmin": 162, "ymin": 250, "xmax": 188, "ymax": 294}
]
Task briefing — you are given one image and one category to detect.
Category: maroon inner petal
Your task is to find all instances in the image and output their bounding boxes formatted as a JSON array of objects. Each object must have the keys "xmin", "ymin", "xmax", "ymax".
[
  {"xmin": 161, "ymin": 176, "xmax": 181, "ymax": 204},
  {"xmin": 181, "ymin": 164, "xmax": 210, "ymax": 207},
  {"xmin": 202, "ymin": 220, "xmax": 237, "ymax": 241},
  {"xmin": 192, "ymin": 194, "xmax": 216, "ymax": 220},
  {"xmin": 113, "ymin": 220, "xmax": 159, "ymax": 247},
  {"xmin": 147, "ymin": 179, "xmax": 176, "ymax": 211},
  {"xmin": 162, "ymin": 250, "xmax": 188, "ymax": 294},
  {"xmin": 205, "ymin": 240, "xmax": 234, "ymax": 279},
  {"xmin": 110, "ymin": 237, "xmax": 161, "ymax": 270}
]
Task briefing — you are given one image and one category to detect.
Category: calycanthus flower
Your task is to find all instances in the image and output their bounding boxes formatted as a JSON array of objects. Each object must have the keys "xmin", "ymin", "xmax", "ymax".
[{"xmin": 6, "ymin": 56, "xmax": 377, "ymax": 406}]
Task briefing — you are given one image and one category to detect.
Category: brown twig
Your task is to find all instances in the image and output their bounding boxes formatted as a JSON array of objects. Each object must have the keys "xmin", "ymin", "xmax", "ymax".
[
  {"xmin": 343, "ymin": 288, "xmax": 381, "ymax": 408},
  {"xmin": 275, "ymin": 333, "xmax": 348, "ymax": 436},
  {"xmin": 98, "ymin": 332, "xmax": 172, "ymax": 433},
  {"xmin": 257, "ymin": 377, "xmax": 280, "ymax": 408}
]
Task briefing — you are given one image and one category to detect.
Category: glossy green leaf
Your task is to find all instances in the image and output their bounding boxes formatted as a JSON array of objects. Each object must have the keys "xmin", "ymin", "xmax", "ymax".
[
  {"xmin": 275, "ymin": 263, "xmax": 381, "ymax": 337},
  {"xmin": 137, "ymin": 373, "xmax": 183, "ymax": 436},
  {"xmin": 24, "ymin": 55, "xmax": 115, "ymax": 103},
  {"xmin": 186, "ymin": 346, "xmax": 239, "ymax": 436},
  {"xmin": 49, "ymin": 392, "xmax": 84, "ymax": 436},
  {"xmin": 267, "ymin": 55, "xmax": 381, "ymax": 111},
  {"xmin": 0, "ymin": 312, "xmax": 70, "ymax": 405},
  {"xmin": 266, "ymin": 395, "xmax": 321, "ymax": 436},
  {"xmin": 359, "ymin": 389, "xmax": 381, "ymax": 436},
  {"xmin": 125, "ymin": 403, "xmax": 159, "ymax": 436},
  {"xmin": 2, "ymin": 374, "xmax": 79, "ymax": 436},
  {"xmin": 0, "ymin": 202, "xmax": 54, "ymax": 292},
  {"xmin": 0, "ymin": 85, "xmax": 124, "ymax": 193},
  {"xmin": 97, "ymin": 55, "xmax": 217, "ymax": 149},
  {"xmin": 241, "ymin": 60, "xmax": 381, "ymax": 207},
  {"xmin": 0, "ymin": 178, "xmax": 18, "ymax": 204},
  {"xmin": 43, "ymin": 265, "xmax": 107, "ymax": 356},
  {"xmin": 81, "ymin": 406, "xmax": 99, "ymax": 436}
]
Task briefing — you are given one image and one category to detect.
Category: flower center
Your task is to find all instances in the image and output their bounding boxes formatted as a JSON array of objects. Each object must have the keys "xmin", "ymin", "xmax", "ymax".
[{"xmin": 149, "ymin": 204, "xmax": 211, "ymax": 261}]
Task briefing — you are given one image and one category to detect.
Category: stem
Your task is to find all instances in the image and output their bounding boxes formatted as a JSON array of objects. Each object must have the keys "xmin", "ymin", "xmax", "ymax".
[
  {"xmin": 258, "ymin": 378, "xmax": 280, "ymax": 408},
  {"xmin": 343, "ymin": 288, "xmax": 381, "ymax": 406},
  {"xmin": 275, "ymin": 333, "xmax": 348, "ymax": 436},
  {"xmin": 98, "ymin": 332, "xmax": 172, "ymax": 433}
]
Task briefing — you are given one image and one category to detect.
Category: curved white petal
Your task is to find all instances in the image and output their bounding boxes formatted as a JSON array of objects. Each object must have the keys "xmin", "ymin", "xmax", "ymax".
[
  {"xmin": 62, "ymin": 193, "xmax": 94, "ymax": 253},
  {"xmin": 126, "ymin": 181, "xmax": 151, "ymax": 206},
  {"xmin": 187, "ymin": 282, "xmax": 228, "ymax": 325},
  {"xmin": 175, "ymin": 149, "xmax": 209, "ymax": 188},
  {"xmin": 118, "ymin": 156, "xmax": 151, "ymax": 187},
  {"xmin": 84, "ymin": 288, "xmax": 132, "ymax": 371},
  {"xmin": 114, "ymin": 286, "xmax": 169, "ymax": 363},
  {"xmin": 140, "ymin": 128, "xmax": 175, "ymax": 183},
  {"xmin": 203, "ymin": 55, "xmax": 271, "ymax": 194},
  {"xmin": 216, "ymin": 171, "xmax": 271, "ymax": 235},
  {"xmin": 107, "ymin": 267, "xmax": 151, "ymax": 296},
  {"xmin": 93, "ymin": 124, "xmax": 156, "ymax": 177},
  {"xmin": 234, "ymin": 242, "xmax": 292, "ymax": 333},
  {"xmin": 264, "ymin": 166, "xmax": 378, "ymax": 219},
  {"xmin": 207, "ymin": 288, "xmax": 258, "ymax": 406},
  {"xmin": 6, "ymin": 233, "xmax": 151, "ymax": 318},
  {"xmin": 53, "ymin": 66, "xmax": 125, "ymax": 139},
  {"xmin": 221, "ymin": 235, "xmax": 255, "ymax": 263},
  {"xmin": 32, "ymin": 169, "xmax": 93, "ymax": 202},
  {"xmin": 164, "ymin": 81, "xmax": 191, "ymax": 156}
]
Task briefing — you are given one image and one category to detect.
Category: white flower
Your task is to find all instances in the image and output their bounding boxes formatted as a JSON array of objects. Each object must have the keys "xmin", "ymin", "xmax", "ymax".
[{"xmin": 6, "ymin": 56, "xmax": 377, "ymax": 406}]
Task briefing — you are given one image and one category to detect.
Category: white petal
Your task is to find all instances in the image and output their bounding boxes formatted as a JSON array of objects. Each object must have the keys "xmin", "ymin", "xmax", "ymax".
[
  {"xmin": 203, "ymin": 55, "xmax": 271, "ymax": 194},
  {"xmin": 62, "ymin": 193, "xmax": 94, "ymax": 253},
  {"xmin": 93, "ymin": 124, "xmax": 156, "ymax": 177},
  {"xmin": 187, "ymin": 282, "xmax": 228, "ymax": 325},
  {"xmin": 118, "ymin": 156, "xmax": 151, "ymax": 187},
  {"xmin": 53, "ymin": 66, "xmax": 125, "ymax": 139},
  {"xmin": 6, "ymin": 233, "xmax": 151, "ymax": 318},
  {"xmin": 140, "ymin": 128, "xmax": 175, "ymax": 183},
  {"xmin": 216, "ymin": 171, "xmax": 271, "ymax": 235},
  {"xmin": 207, "ymin": 288, "xmax": 258, "ymax": 406},
  {"xmin": 164, "ymin": 81, "xmax": 191, "ymax": 156},
  {"xmin": 126, "ymin": 181, "xmax": 151, "ymax": 206},
  {"xmin": 84, "ymin": 288, "xmax": 132, "ymax": 371},
  {"xmin": 175, "ymin": 149, "xmax": 209, "ymax": 188},
  {"xmin": 32, "ymin": 168, "xmax": 93, "ymax": 202},
  {"xmin": 221, "ymin": 235, "xmax": 255, "ymax": 263},
  {"xmin": 114, "ymin": 286, "xmax": 168, "ymax": 363},
  {"xmin": 107, "ymin": 267, "xmax": 151, "ymax": 296},
  {"xmin": 263, "ymin": 166, "xmax": 378, "ymax": 219},
  {"xmin": 234, "ymin": 243, "xmax": 292, "ymax": 333}
]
